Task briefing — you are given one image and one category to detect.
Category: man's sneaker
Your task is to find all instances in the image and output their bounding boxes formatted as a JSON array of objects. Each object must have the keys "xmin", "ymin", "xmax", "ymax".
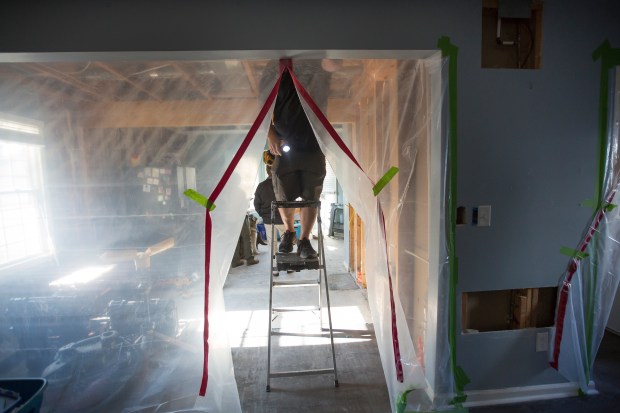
[
  {"xmin": 298, "ymin": 238, "xmax": 318, "ymax": 259},
  {"xmin": 246, "ymin": 256, "xmax": 259, "ymax": 265},
  {"xmin": 278, "ymin": 231, "xmax": 296, "ymax": 253}
]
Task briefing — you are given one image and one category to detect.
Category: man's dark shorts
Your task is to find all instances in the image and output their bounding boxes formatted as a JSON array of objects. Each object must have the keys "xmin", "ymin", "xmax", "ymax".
[{"xmin": 272, "ymin": 152, "xmax": 326, "ymax": 202}]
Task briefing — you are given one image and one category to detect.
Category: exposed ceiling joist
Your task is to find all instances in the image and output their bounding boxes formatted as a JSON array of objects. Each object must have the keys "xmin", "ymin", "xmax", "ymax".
[
  {"xmin": 95, "ymin": 62, "xmax": 162, "ymax": 102},
  {"xmin": 25, "ymin": 63, "xmax": 101, "ymax": 97},
  {"xmin": 82, "ymin": 99, "xmax": 260, "ymax": 128},
  {"xmin": 242, "ymin": 61, "xmax": 258, "ymax": 97},
  {"xmin": 170, "ymin": 62, "xmax": 211, "ymax": 100},
  {"xmin": 81, "ymin": 98, "xmax": 355, "ymax": 129}
]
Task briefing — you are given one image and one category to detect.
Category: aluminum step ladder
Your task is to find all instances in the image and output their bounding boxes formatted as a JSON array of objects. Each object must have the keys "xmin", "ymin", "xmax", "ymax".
[{"xmin": 266, "ymin": 200, "xmax": 339, "ymax": 392}]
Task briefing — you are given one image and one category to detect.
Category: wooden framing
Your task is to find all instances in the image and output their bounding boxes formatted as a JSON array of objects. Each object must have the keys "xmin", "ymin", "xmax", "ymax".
[
  {"xmin": 348, "ymin": 205, "xmax": 366, "ymax": 288},
  {"xmin": 80, "ymin": 98, "xmax": 355, "ymax": 129}
]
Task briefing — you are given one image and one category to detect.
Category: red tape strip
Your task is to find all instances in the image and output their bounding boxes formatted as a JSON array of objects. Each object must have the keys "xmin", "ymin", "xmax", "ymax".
[
  {"xmin": 551, "ymin": 189, "xmax": 617, "ymax": 370},
  {"xmin": 381, "ymin": 206, "xmax": 405, "ymax": 382},
  {"xmin": 198, "ymin": 66, "xmax": 284, "ymax": 396},
  {"xmin": 199, "ymin": 212, "xmax": 212, "ymax": 395}
]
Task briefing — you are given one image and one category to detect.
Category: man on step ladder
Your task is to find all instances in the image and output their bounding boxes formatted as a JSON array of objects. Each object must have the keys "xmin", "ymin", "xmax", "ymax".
[
  {"xmin": 264, "ymin": 59, "xmax": 341, "ymax": 258},
  {"xmin": 261, "ymin": 59, "xmax": 341, "ymax": 391}
]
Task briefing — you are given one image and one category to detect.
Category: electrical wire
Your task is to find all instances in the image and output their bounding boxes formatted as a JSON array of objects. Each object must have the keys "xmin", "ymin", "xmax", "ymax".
[
  {"xmin": 58, "ymin": 62, "xmax": 91, "ymax": 75},
  {"xmin": 521, "ymin": 21, "xmax": 534, "ymax": 69}
]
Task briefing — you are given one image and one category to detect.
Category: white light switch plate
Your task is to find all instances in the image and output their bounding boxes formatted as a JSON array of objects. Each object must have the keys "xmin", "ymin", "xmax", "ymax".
[{"xmin": 477, "ymin": 205, "xmax": 492, "ymax": 226}]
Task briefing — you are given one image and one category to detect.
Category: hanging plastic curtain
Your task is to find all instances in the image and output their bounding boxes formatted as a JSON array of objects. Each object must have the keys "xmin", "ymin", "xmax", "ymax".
[
  {"xmin": 0, "ymin": 53, "xmax": 451, "ymax": 413},
  {"xmin": 551, "ymin": 59, "xmax": 620, "ymax": 393},
  {"xmin": 281, "ymin": 57, "xmax": 453, "ymax": 412}
]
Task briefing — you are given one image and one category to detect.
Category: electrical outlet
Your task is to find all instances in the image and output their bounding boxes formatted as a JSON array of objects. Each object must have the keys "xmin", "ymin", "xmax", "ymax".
[{"xmin": 536, "ymin": 331, "xmax": 549, "ymax": 352}]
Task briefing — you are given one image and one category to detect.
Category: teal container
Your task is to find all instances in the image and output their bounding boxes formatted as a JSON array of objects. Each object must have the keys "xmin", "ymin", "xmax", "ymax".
[
  {"xmin": 0, "ymin": 379, "xmax": 47, "ymax": 413},
  {"xmin": 294, "ymin": 222, "xmax": 301, "ymax": 239}
]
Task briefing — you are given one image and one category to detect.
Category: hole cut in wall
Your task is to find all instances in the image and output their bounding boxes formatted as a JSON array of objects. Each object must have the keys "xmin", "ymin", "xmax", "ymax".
[
  {"xmin": 482, "ymin": 0, "xmax": 543, "ymax": 69},
  {"xmin": 462, "ymin": 287, "xmax": 557, "ymax": 333}
]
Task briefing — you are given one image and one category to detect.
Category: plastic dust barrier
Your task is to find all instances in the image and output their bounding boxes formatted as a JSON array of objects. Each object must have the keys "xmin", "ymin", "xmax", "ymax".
[
  {"xmin": 550, "ymin": 42, "xmax": 620, "ymax": 395},
  {"xmin": 0, "ymin": 53, "xmax": 452, "ymax": 412}
]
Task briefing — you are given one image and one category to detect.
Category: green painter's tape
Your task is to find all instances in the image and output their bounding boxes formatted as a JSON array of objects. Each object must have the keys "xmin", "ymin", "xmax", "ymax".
[
  {"xmin": 399, "ymin": 389, "xmax": 470, "ymax": 413},
  {"xmin": 582, "ymin": 198, "xmax": 617, "ymax": 212},
  {"xmin": 396, "ymin": 389, "xmax": 414, "ymax": 413},
  {"xmin": 454, "ymin": 365, "xmax": 471, "ymax": 389},
  {"xmin": 581, "ymin": 198, "xmax": 597, "ymax": 210},
  {"xmin": 184, "ymin": 189, "xmax": 216, "ymax": 211},
  {"xmin": 450, "ymin": 394, "xmax": 468, "ymax": 405},
  {"xmin": 438, "ymin": 35, "xmax": 469, "ymax": 406},
  {"xmin": 373, "ymin": 166, "xmax": 400, "ymax": 196},
  {"xmin": 560, "ymin": 246, "xmax": 589, "ymax": 260}
]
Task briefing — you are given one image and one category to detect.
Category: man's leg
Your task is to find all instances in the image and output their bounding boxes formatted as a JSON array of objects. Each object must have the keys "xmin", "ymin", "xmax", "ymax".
[
  {"xmin": 299, "ymin": 207, "xmax": 317, "ymax": 240},
  {"xmin": 240, "ymin": 216, "xmax": 258, "ymax": 265},
  {"xmin": 249, "ymin": 218, "xmax": 259, "ymax": 255},
  {"xmin": 278, "ymin": 208, "xmax": 295, "ymax": 232},
  {"xmin": 266, "ymin": 223, "xmax": 288, "ymax": 275},
  {"xmin": 277, "ymin": 208, "xmax": 297, "ymax": 253},
  {"xmin": 231, "ymin": 236, "xmax": 243, "ymax": 268},
  {"xmin": 297, "ymin": 207, "xmax": 319, "ymax": 259},
  {"xmin": 265, "ymin": 223, "xmax": 287, "ymax": 254},
  {"xmin": 297, "ymin": 168, "xmax": 325, "ymax": 259},
  {"xmin": 272, "ymin": 170, "xmax": 301, "ymax": 254}
]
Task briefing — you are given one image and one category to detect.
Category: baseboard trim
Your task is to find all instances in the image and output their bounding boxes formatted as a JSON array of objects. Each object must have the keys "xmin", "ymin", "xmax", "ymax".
[{"xmin": 462, "ymin": 382, "xmax": 598, "ymax": 408}]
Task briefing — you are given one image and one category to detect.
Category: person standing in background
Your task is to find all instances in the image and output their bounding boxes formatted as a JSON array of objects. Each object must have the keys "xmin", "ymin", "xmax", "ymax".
[
  {"xmin": 254, "ymin": 165, "xmax": 289, "ymax": 275},
  {"xmin": 248, "ymin": 213, "xmax": 259, "ymax": 256},
  {"xmin": 231, "ymin": 215, "xmax": 259, "ymax": 267}
]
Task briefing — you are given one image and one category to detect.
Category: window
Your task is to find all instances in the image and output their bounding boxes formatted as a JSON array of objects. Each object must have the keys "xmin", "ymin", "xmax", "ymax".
[{"xmin": 0, "ymin": 116, "xmax": 51, "ymax": 266}]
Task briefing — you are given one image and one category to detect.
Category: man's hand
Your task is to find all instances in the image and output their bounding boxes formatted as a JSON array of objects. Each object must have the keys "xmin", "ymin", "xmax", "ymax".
[{"xmin": 267, "ymin": 125, "xmax": 282, "ymax": 156}]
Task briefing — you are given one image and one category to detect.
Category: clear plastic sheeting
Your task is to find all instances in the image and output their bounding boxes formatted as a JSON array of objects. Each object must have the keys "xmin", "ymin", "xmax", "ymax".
[
  {"xmin": 0, "ymin": 53, "xmax": 451, "ymax": 412},
  {"xmin": 551, "ymin": 66, "xmax": 620, "ymax": 393},
  {"xmin": 551, "ymin": 183, "xmax": 620, "ymax": 393}
]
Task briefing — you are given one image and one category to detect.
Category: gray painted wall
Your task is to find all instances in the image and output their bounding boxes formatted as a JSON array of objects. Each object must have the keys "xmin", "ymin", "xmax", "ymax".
[{"xmin": 2, "ymin": 0, "xmax": 619, "ymax": 392}]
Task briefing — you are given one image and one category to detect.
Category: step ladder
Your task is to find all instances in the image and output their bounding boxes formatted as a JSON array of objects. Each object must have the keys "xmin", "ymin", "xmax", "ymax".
[{"xmin": 266, "ymin": 200, "xmax": 339, "ymax": 392}]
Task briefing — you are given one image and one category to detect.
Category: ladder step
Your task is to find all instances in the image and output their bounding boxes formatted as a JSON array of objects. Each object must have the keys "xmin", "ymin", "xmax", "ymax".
[
  {"xmin": 270, "ymin": 330, "xmax": 332, "ymax": 337},
  {"xmin": 269, "ymin": 368, "xmax": 335, "ymax": 378},
  {"xmin": 273, "ymin": 280, "xmax": 318, "ymax": 287},
  {"xmin": 275, "ymin": 252, "xmax": 322, "ymax": 271},
  {"xmin": 272, "ymin": 305, "xmax": 320, "ymax": 312}
]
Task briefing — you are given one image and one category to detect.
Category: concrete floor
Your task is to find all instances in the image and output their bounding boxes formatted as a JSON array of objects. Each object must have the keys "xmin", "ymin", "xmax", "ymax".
[
  {"xmin": 223, "ymin": 235, "xmax": 392, "ymax": 413},
  {"xmin": 223, "ymin": 235, "xmax": 620, "ymax": 413}
]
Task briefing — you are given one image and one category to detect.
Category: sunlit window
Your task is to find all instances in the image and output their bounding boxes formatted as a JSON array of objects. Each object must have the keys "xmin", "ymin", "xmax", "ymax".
[{"xmin": 0, "ymin": 118, "xmax": 51, "ymax": 266}]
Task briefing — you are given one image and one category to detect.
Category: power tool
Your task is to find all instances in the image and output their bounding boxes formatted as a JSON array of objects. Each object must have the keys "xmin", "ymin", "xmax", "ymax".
[{"xmin": 263, "ymin": 150, "xmax": 275, "ymax": 166}]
